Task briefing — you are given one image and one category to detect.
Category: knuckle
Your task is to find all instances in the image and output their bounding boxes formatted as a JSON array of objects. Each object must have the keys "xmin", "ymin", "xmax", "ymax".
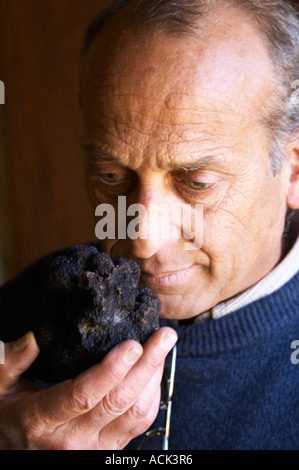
[
  {"xmin": 130, "ymin": 391, "xmax": 161, "ymax": 436},
  {"xmin": 101, "ymin": 387, "xmax": 131, "ymax": 416},
  {"xmin": 20, "ymin": 413, "xmax": 44, "ymax": 447},
  {"xmin": 104, "ymin": 360, "xmax": 130, "ymax": 384},
  {"xmin": 68, "ymin": 385, "xmax": 95, "ymax": 414},
  {"xmin": 105, "ymin": 368, "xmax": 126, "ymax": 385},
  {"xmin": 129, "ymin": 398, "xmax": 150, "ymax": 421}
]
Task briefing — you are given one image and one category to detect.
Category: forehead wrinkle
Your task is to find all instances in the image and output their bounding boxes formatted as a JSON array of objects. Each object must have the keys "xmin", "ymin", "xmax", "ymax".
[
  {"xmin": 85, "ymin": 71, "xmax": 253, "ymax": 143},
  {"xmin": 87, "ymin": 104, "xmax": 247, "ymax": 140},
  {"xmin": 82, "ymin": 139, "xmax": 230, "ymax": 173},
  {"xmin": 83, "ymin": 5, "xmax": 276, "ymax": 118},
  {"xmin": 87, "ymin": 100, "xmax": 242, "ymax": 151},
  {"xmin": 164, "ymin": 90, "xmax": 246, "ymax": 116},
  {"xmin": 82, "ymin": 12, "xmax": 275, "ymax": 176},
  {"xmin": 90, "ymin": 104, "xmax": 243, "ymax": 130}
]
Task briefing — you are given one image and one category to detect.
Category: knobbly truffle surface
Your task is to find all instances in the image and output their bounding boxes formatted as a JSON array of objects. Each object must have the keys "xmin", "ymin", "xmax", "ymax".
[{"xmin": 0, "ymin": 244, "xmax": 161, "ymax": 382}]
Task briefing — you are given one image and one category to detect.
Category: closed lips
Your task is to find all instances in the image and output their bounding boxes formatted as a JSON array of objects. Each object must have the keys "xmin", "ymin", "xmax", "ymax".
[{"xmin": 140, "ymin": 265, "xmax": 196, "ymax": 286}]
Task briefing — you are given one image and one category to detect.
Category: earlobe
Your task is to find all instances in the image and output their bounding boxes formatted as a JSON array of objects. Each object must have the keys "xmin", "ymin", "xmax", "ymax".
[{"xmin": 286, "ymin": 146, "xmax": 299, "ymax": 209}]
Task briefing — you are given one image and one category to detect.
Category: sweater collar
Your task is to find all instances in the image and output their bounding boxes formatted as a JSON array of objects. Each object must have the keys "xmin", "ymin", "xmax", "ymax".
[
  {"xmin": 164, "ymin": 268, "xmax": 299, "ymax": 356},
  {"xmin": 210, "ymin": 235, "xmax": 299, "ymax": 321}
]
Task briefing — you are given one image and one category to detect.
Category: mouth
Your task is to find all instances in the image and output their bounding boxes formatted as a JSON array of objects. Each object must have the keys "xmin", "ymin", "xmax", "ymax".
[{"xmin": 140, "ymin": 265, "xmax": 197, "ymax": 287}]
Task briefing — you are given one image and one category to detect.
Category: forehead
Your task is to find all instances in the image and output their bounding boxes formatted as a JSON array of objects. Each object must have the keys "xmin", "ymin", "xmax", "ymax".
[
  {"xmin": 80, "ymin": 9, "xmax": 275, "ymax": 168},
  {"xmin": 82, "ymin": 5, "xmax": 274, "ymax": 100}
]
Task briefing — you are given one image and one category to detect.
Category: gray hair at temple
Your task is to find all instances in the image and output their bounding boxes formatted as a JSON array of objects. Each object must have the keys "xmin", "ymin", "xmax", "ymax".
[{"xmin": 80, "ymin": 0, "xmax": 299, "ymax": 179}]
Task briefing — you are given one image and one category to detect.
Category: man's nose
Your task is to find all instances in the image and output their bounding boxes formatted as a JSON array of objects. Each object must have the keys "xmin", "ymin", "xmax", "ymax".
[{"xmin": 126, "ymin": 186, "xmax": 180, "ymax": 259}]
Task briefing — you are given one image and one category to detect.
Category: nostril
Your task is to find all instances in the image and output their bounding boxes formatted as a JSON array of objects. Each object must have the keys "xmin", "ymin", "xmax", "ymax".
[{"xmin": 129, "ymin": 237, "xmax": 166, "ymax": 260}]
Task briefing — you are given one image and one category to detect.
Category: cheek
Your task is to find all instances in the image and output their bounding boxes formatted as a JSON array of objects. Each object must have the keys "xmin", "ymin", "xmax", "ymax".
[
  {"xmin": 200, "ymin": 176, "xmax": 287, "ymax": 281},
  {"xmin": 201, "ymin": 189, "xmax": 250, "ymax": 246},
  {"xmin": 199, "ymin": 181, "xmax": 269, "ymax": 263}
]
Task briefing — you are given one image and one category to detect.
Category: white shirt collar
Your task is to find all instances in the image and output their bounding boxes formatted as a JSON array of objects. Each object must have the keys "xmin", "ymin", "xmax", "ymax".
[{"xmin": 195, "ymin": 235, "xmax": 299, "ymax": 322}]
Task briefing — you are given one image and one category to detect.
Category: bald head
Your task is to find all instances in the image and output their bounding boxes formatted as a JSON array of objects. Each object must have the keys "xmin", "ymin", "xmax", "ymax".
[
  {"xmin": 80, "ymin": 0, "xmax": 299, "ymax": 176},
  {"xmin": 80, "ymin": 1, "xmax": 276, "ymax": 143}
]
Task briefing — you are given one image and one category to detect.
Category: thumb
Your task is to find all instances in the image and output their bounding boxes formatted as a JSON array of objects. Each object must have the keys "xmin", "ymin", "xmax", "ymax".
[{"xmin": 0, "ymin": 332, "xmax": 40, "ymax": 396}]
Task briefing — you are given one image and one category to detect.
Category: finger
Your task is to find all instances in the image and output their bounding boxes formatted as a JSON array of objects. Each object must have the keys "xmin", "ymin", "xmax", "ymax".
[
  {"xmin": 117, "ymin": 362, "xmax": 164, "ymax": 435},
  {"xmin": 126, "ymin": 384, "xmax": 162, "ymax": 447},
  {"xmin": 104, "ymin": 362, "xmax": 164, "ymax": 443},
  {"xmin": 0, "ymin": 332, "xmax": 40, "ymax": 397},
  {"xmin": 21, "ymin": 339, "xmax": 144, "ymax": 431},
  {"xmin": 99, "ymin": 378, "xmax": 163, "ymax": 450},
  {"xmin": 74, "ymin": 327, "xmax": 177, "ymax": 432},
  {"xmin": 101, "ymin": 327, "xmax": 177, "ymax": 419}
]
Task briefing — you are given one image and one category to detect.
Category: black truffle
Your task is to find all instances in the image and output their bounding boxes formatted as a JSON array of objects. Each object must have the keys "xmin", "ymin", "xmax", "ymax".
[{"xmin": 0, "ymin": 244, "xmax": 161, "ymax": 382}]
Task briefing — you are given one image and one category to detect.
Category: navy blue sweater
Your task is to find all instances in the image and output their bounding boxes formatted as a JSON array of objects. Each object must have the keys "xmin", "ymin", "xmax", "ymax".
[{"xmin": 128, "ymin": 269, "xmax": 299, "ymax": 450}]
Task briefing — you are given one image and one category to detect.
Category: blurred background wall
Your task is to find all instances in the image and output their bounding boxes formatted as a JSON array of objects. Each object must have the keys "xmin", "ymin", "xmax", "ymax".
[{"xmin": 0, "ymin": 0, "xmax": 115, "ymax": 282}]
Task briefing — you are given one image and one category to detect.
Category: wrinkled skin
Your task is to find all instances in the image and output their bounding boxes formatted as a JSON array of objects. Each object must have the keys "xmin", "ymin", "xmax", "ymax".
[
  {"xmin": 1, "ymin": 4, "xmax": 299, "ymax": 450},
  {"xmin": 0, "ymin": 329, "xmax": 176, "ymax": 449},
  {"xmin": 82, "ymin": 7, "xmax": 299, "ymax": 320}
]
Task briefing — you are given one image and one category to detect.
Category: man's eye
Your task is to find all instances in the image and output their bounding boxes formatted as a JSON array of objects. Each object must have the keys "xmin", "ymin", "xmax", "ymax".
[
  {"xmin": 99, "ymin": 173, "xmax": 121, "ymax": 183},
  {"xmin": 186, "ymin": 181, "xmax": 211, "ymax": 190}
]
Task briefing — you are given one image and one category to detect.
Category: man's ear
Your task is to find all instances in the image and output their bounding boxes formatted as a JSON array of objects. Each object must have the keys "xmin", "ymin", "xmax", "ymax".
[{"xmin": 286, "ymin": 136, "xmax": 299, "ymax": 209}]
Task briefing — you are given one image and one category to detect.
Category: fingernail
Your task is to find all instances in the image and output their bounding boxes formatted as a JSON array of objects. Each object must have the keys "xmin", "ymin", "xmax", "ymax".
[
  {"xmin": 13, "ymin": 333, "xmax": 30, "ymax": 353},
  {"xmin": 125, "ymin": 348, "xmax": 142, "ymax": 365},
  {"xmin": 162, "ymin": 332, "xmax": 178, "ymax": 351}
]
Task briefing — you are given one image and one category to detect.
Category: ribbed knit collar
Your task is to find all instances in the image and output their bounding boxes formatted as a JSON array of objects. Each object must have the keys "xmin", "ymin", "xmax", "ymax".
[
  {"xmin": 210, "ymin": 236, "xmax": 299, "ymax": 320},
  {"xmin": 162, "ymin": 269, "xmax": 299, "ymax": 356}
]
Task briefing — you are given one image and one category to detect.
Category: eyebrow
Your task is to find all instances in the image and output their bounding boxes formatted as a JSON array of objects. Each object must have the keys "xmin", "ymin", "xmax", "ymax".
[
  {"xmin": 169, "ymin": 156, "xmax": 223, "ymax": 172},
  {"xmin": 82, "ymin": 144, "xmax": 120, "ymax": 164},
  {"xmin": 82, "ymin": 143, "xmax": 225, "ymax": 171}
]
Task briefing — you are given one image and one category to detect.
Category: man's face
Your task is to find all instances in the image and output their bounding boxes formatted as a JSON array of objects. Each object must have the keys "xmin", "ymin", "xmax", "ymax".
[{"xmin": 81, "ymin": 10, "xmax": 292, "ymax": 320}]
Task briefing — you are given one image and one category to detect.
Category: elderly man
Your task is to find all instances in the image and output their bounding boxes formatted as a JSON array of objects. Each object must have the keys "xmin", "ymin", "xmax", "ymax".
[{"xmin": 1, "ymin": 0, "xmax": 299, "ymax": 450}]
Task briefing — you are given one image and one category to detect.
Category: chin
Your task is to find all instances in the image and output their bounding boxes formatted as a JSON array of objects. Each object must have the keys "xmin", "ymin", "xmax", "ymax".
[
  {"xmin": 156, "ymin": 284, "xmax": 227, "ymax": 320},
  {"xmin": 157, "ymin": 293, "xmax": 204, "ymax": 320}
]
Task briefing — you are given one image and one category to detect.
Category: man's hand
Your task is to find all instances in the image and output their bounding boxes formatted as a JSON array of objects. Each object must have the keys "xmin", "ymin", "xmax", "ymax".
[{"xmin": 0, "ymin": 328, "xmax": 177, "ymax": 449}]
